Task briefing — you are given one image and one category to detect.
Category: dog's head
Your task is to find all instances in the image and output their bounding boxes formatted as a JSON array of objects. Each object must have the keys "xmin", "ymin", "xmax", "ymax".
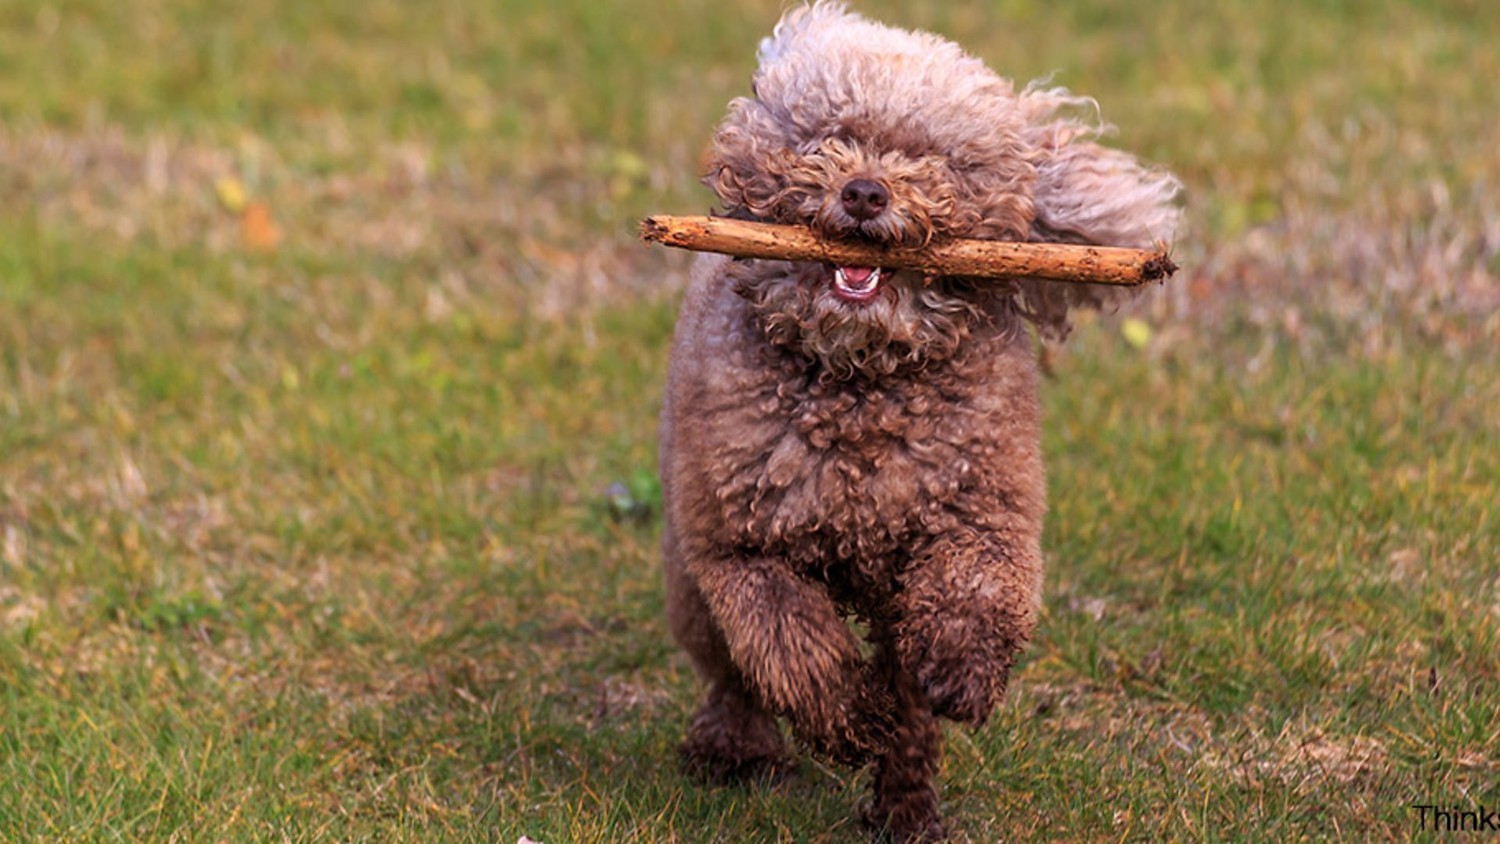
[{"xmin": 705, "ymin": 2, "xmax": 1181, "ymax": 374}]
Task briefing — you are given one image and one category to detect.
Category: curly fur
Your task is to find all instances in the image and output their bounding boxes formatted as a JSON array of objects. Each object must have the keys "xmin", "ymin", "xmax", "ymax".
[{"xmin": 661, "ymin": 4, "xmax": 1180, "ymax": 840}]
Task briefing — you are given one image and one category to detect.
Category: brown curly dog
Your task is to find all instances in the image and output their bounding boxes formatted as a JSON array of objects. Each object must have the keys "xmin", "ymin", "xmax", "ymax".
[{"xmin": 659, "ymin": 4, "xmax": 1180, "ymax": 840}]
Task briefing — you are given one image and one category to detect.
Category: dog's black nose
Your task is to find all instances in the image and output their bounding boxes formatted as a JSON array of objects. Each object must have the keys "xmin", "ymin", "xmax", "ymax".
[{"xmin": 840, "ymin": 179, "xmax": 889, "ymax": 221}]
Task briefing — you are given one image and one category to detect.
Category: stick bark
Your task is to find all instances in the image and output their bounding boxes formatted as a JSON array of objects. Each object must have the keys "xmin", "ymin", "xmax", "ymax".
[{"xmin": 640, "ymin": 214, "xmax": 1176, "ymax": 286}]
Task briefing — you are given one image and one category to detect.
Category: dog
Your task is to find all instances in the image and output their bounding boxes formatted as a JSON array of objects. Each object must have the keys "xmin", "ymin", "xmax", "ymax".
[{"xmin": 659, "ymin": 4, "xmax": 1180, "ymax": 840}]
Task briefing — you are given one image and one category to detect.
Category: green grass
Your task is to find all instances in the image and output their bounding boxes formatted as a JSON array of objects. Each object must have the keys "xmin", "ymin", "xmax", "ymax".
[{"xmin": 2, "ymin": 0, "xmax": 1498, "ymax": 841}]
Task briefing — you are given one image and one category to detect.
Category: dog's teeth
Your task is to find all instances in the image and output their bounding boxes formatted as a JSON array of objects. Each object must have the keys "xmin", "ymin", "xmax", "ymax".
[{"xmin": 835, "ymin": 266, "xmax": 881, "ymax": 293}]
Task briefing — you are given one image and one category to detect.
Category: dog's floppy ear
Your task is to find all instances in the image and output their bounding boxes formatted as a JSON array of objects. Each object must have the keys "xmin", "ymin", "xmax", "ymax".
[
  {"xmin": 1030, "ymin": 137, "xmax": 1181, "ymax": 251},
  {"xmin": 704, "ymin": 5, "xmax": 847, "ymax": 219},
  {"xmin": 1012, "ymin": 85, "xmax": 1183, "ymax": 340},
  {"xmin": 703, "ymin": 98, "xmax": 796, "ymax": 220},
  {"xmin": 1021, "ymin": 87, "xmax": 1181, "ymax": 250}
]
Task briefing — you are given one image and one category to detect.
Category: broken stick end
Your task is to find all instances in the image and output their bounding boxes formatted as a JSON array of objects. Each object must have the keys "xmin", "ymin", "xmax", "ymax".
[
  {"xmin": 1140, "ymin": 252, "xmax": 1179, "ymax": 283},
  {"xmin": 639, "ymin": 216, "xmax": 669, "ymax": 245}
]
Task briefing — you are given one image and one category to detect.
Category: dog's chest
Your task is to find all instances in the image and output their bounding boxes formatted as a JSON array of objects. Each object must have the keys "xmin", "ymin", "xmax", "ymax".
[{"xmin": 712, "ymin": 376, "xmax": 989, "ymax": 566}]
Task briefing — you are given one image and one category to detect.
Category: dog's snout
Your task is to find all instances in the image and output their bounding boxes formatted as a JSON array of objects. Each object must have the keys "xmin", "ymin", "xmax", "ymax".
[{"xmin": 840, "ymin": 179, "xmax": 889, "ymax": 221}]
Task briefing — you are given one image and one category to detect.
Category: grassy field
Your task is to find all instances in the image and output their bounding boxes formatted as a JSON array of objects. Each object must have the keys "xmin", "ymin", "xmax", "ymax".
[{"xmin": 2, "ymin": 0, "xmax": 1497, "ymax": 841}]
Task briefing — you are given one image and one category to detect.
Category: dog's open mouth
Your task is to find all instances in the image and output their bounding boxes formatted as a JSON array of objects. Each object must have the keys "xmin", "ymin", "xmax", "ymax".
[{"xmin": 829, "ymin": 265, "xmax": 884, "ymax": 303}]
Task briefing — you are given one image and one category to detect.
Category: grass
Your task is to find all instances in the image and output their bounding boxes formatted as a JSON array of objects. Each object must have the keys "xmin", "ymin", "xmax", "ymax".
[{"xmin": 1, "ymin": 0, "xmax": 1497, "ymax": 841}]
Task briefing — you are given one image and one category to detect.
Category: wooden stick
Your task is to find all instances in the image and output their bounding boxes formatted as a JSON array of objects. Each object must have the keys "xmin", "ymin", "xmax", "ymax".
[{"xmin": 640, "ymin": 214, "xmax": 1177, "ymax": 286}]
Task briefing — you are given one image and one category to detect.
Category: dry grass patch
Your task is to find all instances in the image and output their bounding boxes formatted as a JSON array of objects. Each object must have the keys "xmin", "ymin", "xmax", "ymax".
[{"xmin": 1, "ymin": 127, "xmax": 684, "ymax": 317}]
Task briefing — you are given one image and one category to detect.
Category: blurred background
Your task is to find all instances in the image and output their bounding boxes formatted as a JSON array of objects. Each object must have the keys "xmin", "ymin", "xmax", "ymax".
[{"xmin": 1, "ymin": 1, "xmax": 1496, "ymax": 840}]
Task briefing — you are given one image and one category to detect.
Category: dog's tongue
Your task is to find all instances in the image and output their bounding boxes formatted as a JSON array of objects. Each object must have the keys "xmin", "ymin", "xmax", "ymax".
[
  {"xmin": 831, "ymin": 265, "xmax": 883, "ymax": 302},
  {"xmin": 839, "ymin": 266, "xmax": 876, "ymax": 286}
]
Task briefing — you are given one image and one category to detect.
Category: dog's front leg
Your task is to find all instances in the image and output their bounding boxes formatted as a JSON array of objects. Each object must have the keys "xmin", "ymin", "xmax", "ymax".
[
  {"xmin": 690, "ymin": 553, "xmax": 894, "ymax": 764},
  {"xmin": 893, "ymin": 530, "xmax": 1042, "ymax": 726},
  {"xmin": 866, "ymin": 636, "xmax": 945, "ymax": 843}
]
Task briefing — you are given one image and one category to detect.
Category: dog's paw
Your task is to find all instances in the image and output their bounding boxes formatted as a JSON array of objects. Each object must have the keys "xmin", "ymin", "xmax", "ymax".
[
  {"xmin": 864, "ymin": 794, "xmax": 947, "ymax": 843},
  {"xmin": 791, "ymin": 662, "xmax": 897, "ymax": 768},
  {"xmin": 679, "ymin": 722, "xmax": 791, "ymax": 784},
  {"xmin": 917, "ymin": 661, "xmax": 1005, "ymax": 726},
  {"xmin": 679, "ymin": 685, "xmax": 791, "ymax": 784},
  {"xmin": 679, "ymin": 736, "xmax": 791, "ymax": 785},
  {"xmin": 897, "ymin": 616, "xmax": 1014, "ymax": 726}
]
